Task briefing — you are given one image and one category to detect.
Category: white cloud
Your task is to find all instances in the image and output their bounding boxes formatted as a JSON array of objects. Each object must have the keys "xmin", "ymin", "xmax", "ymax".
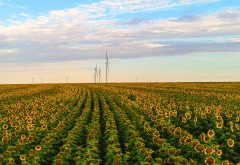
[
  {"xmin": 0, "ymin": 48, "xmax": 19, "ymax": 56},
  {"xmin": 19, "ymin": 13, "xmax": 31, "ymax": 18},
  {"xmin": 144, "ymin": 43, "xmax": 169, "ymax": 48},
  {"xmin": 0, "ymin": 1, "xmax": 239, "ymax": 63},
  {"xmin": 82, "ymin": 0, "xmax": 221, "ymax": 15},
  {"xmin": 7, "ymin": 4, "xmax": 26, "ymax": 9}
]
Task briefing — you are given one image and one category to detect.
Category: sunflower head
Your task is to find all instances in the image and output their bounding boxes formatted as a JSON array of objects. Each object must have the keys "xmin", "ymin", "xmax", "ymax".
[
  {"xmin": 192, "ymin": 140, "xmax": 200, "ymax": 147},
  {"xmin": 35, "ymin": 145, "xmax": 42, "ymax": 151},
  {"xmin": 195, "ymin": 144, "xmax": 205, "ymax": 153},
  {"xmin": 173, "ymin": 127, "xmax": 182, "ymax": 135},
  {"xmin": 186, "ymin": 113, "xmax": 191, "ymax": 120},
  {"xmin": 19, "ymin": 155, "xmax": 26, "ymax": 161},
  {"xmin": 222, "ymin": 160, "xmax": 230, "ymax": 165},
  {"xmin": 182, "ymin": 117, "xmax": 187, "ymax": 123},
  {"xmin": 205, "ymin": 147, "xmax": 215, "ymax": 155},
  {"xmin": 168, "ymin": 148, "xmax": 176, "ymax": 155},
  {"xmin": 7, "ymin": 146, "xmax": 15, "ymax": 153},
  {"xmin": 201, "ymin": 113, "xmax": 206, "ymax": 119},
  {"xmin": 216, "ymin": 149, "xmax": 222, "ymax": 156},
  {"xmin": 216, "ymin": 122, "xmax": 223, "ymax": 129},
  {"xmin": 156, "ymin": 158, "xmax": 163, "ymax": 164},
  {"xmin": 179, "ymin": 137, "xmax": 186, "ymax": 144},
  {"xmin": 21, "ymin": 134, "xmax": 27, "ymax": 140},
  {"xmin": 2, "ymin": 124, "xmax": 8, "ymax": 129},
  {"xmin": 207, "ymin": 130, "xmax": 215, "ymax": 138},
  {"xmin": 42, "ymin": 125, "xmax": 47, "ymax": 130},
  {"xmin": 227, "ymin": 138, "xmax": 234, "ymax": 147},
  {"xmin": 205, "ymin": 157, "xmax": 215, "ymax": 165},
  {"xmin": 167, "ymin": 157, "xmax": 176, "ymax": 164},
  {"xmin": 8, "ymin": 157, "xmax": 15, "ymax": 164},
  {"xmin": 236, "ymin": 116, "xmax": 239, "ymax": 122},
  {"xmin": 153, "ymin": 130, "xmax": 160, "ymax": 137},
  {"xmin": 200, "ymin": 132, "xmax": 206, "ymax": 141},
  {"xmin": 185, "ymin": 137, "xmax": 192, "ymax": 143}
]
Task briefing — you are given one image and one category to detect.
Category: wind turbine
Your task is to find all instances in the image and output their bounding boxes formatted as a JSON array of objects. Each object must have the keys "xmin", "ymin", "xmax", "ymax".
[
  {"xmin": 98, "ymin": 69, "xmax": 101, "ymax": 83},
  {"xmin": 94, "ymin": 64, "xmax": 98, "ymax": 83},
  {"xmin": 105, "ymin": 51, "xmax": 109, "ymax": 83},
  {"xmin": 66, "ymin": 76, "xmax": 69, "ymax": 84}
]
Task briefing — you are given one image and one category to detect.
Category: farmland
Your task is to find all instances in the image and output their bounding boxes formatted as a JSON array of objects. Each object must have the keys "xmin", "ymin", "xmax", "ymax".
[{"xmin": 0, "ymin": 83, "xmax": 239, "ymax": 165}]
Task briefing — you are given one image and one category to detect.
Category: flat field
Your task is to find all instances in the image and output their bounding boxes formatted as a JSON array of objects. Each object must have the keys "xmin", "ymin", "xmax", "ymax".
[{"xmin": 0, "ymin": 83, "xmax": 239, "ymax": 165}]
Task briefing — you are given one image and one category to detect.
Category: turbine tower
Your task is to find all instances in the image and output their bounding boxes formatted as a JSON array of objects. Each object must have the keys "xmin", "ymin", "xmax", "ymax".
[
  {"xmin": 98, "ymin": 69, "xmax": 101, "ymax": 83},
  {"xmin": 105, "ymin": 51, "xmax": 109, "ymax": 83},
  {"xmin": 66, "ymin": 76, "xmax": 69, "ymax": 84},
  {"xmin": 94, "ymin": 64, "xmax": 98, "ymax": 83}
]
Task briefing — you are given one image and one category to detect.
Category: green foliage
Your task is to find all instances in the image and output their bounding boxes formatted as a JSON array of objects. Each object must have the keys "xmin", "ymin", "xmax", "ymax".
[
  {"xmin": 0, "ymin": 83, "xmax": 239, "ymax": 164},
  {"xmin": 128, "ymin": 93, "xmax": 136, "ymax": 101}
]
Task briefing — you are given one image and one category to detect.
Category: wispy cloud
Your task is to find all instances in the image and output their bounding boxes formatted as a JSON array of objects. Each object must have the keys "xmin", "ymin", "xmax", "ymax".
[
  {"xmin": 8, "ymin": 4, "xmax": 26, "ymax": 9},
  {"xmin": 0, "ymin": 1, "xmax": 26, "ymax": 9},
  {"xmin": 0, "ymin": 1, "xmax": 239, "ymax": 63},
  {"xmin": 18, "ymin": 13, "xmax": 31, "ymax": 18},
  {"xmin": 0, "ymin": 48, "xmax": 18, "ymax": 56},
  {"xmin": 78, "ymin": 0, "xmax": 221, "ymax": 16}
]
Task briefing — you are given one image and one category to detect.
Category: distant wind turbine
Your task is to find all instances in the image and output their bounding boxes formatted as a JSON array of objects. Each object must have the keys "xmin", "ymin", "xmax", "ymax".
[
  {"xmin": 66, "ymin": 76, "xmax": 69, "ymax": 83},
  {"xmin": 105, "ymin": 51, "xmax": 110, "ymax": 83},
  {"xmin": 99, "ymin": 69, "xmax": 101, "ymax": 83},
  {"xmin": 94, "ymin": 64, "xmax": 98, "ymax": 83}
]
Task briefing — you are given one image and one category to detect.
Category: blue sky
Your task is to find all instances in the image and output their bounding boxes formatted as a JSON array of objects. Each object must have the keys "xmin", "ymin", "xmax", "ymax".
[
  {"xmin": 1, "ymin": 0, "xmax": 239, "ymax": 21},
  {"xmin": 0, "ymin": 0, "xmax": 240, "ymax": 83},
  {"xmin": 0, "ymin": 0, "xmax": 92, "ymax": 23}
]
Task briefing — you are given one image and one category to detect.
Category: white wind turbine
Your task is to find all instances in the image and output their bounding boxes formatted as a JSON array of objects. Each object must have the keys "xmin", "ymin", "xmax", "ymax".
[
  {"xmin": 94, "ymin": 64, "xmax": 98, "ymax": 83},
  {"xmin": 105, "ymin": 51, "xmax": 110, "ymax": 83},
  {"xmin": 98, "ymin": 68, "xmax": 101, "ymax": 83}
]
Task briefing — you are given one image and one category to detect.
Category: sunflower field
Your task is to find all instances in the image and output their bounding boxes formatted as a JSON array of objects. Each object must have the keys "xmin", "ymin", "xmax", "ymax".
[{"xmin": 0, "ymin": 83, "xmax": 239, "ymax": 165}]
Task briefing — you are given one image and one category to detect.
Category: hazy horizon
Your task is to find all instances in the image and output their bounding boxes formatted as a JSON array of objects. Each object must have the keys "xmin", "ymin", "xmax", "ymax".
[{"xmin": 0, "ymin": 0, "xmax": 240, "ymax": 84}]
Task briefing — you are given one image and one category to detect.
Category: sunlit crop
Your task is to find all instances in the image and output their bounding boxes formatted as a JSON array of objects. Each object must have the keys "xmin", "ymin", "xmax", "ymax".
[{"xmin": 0, "ymin": 83, "xmax": 239, "ymax": 164}]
